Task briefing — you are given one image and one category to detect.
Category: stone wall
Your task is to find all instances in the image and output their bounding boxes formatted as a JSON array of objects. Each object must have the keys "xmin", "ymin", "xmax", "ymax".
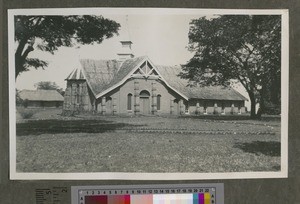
[
  {"xmin": 63, "ymin": 78, "xmax": 247, "ymax": 116},
  {"xmin": 63, "ymin": 80, "xmax": 93, "ymax": 114},
  {"xmin": 96, "ymin": 77, "xmax": 186, "ymax": 115}
]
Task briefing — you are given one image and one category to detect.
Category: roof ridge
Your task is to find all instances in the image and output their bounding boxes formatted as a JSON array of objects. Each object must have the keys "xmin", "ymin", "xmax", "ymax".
[
  {"xmin": 79, "ymin": 58, "xmax": 118, "ymax": 61},
  {"xmin": 22, "ymin": 89, "xmax": 60, "ymax": 92}
]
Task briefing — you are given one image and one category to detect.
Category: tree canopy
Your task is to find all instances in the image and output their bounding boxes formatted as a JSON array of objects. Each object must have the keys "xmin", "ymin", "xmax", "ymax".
[
  {"xmin": 34, "ymin": 81, "xmax": 64, "ymax": 96},
  {"xmin": 15, "ymin": 15, "xmax": 120, "ymax": 78},
  {"xmin": 180, "ymin": 15, "xmax": 281, "ymax": 118}
]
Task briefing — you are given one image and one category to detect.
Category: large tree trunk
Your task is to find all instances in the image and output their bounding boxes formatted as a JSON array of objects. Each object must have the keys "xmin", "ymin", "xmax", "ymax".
[
  {"xmin": 257, "ymin": 88, "xmax": 266, "ymax": 119},
  {"xmin": 248, "ymin": 91, "xmax": 257, "ymax": 119},
  {"xmin": 15, "ymin": 44, "xmax": 34, "ymax": 79},
  {"xmin": 15, "ymin": 53, "xmax": 23, "ymax": 79},
  {"xmin": 15, "ymin": 39, "xmax": 28, "ymax": 79}
]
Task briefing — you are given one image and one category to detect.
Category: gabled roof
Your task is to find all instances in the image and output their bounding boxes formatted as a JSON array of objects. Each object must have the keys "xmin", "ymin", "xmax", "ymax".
[
  {"xmin": 69, "ymin": 56, "xmax": 147, "ymax": 97},
  {"xmin": 75, "ymin": 59, "xmax": 120, "ymax": 96},
  {"xmin": 155, "ymin": 65, "xmax": 248, "ymax": 101},
  {"xmin": 102, "ymin": 56, "xmax": 147, "ymax": 92},
  {"xmin": 19, "ymin": 90, "xmax": 64, "ymax": 101},
  {"xmin": 65, "ymin": 56, "xmax": 248, "ymax": 101},
  {"xmin": 187, "ymin": 86, "xmax": 248, "ymax": 101}
]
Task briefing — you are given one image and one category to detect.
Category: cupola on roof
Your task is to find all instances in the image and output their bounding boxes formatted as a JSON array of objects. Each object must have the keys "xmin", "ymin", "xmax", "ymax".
[{"xmin": 117, "ymin": 15, "xmax": 134, "ymax": 61}]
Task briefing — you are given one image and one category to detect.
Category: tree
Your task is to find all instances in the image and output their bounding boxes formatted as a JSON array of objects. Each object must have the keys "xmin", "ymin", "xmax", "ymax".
[
  {"xmin": 179, "ymin": 15, "xmax": 281, "ymax": 118},
  {"xmin": 34, "ymin": 81, "xmax": 64, "ymax": 96},
  {"xmin": 15, "ymin": 15, "xmax": 120, "ymax": 78},
  {"xmin": 16, "ymin": 89, "xmax": 24, "ymax": 106}
]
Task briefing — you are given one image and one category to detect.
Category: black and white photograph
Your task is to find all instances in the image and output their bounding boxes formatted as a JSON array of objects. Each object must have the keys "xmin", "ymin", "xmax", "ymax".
[{"xmin": 8, "ymin": 8, "xmax": 288, "ymax": 180}]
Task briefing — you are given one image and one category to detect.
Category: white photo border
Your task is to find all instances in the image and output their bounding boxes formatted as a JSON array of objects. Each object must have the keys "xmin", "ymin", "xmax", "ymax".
[{"xmin": 8, "ymin": 8, "xmax": 289, "ymax": 180}]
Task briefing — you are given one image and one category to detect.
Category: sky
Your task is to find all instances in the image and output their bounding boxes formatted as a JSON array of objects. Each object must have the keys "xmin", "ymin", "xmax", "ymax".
[
  {"xmin": 14, "ymin": 12, "xmax": 250, "ymax": 107},
  {"xmin": 15, "ymin": 14, "xmax": 200, "ymax": 89}
]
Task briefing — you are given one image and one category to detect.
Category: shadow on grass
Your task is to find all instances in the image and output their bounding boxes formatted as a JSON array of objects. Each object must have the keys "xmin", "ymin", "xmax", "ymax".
[
  {"xmin": 181, "ymin": 114, "xmax": 280, "ymax": 121},
  {"xmin": 16, "ymin": 119, "xmax": 144, "ymax": 136},
  {"xmin": 234, "ymin": 141, "xmax": 280, "ymax": 157}
]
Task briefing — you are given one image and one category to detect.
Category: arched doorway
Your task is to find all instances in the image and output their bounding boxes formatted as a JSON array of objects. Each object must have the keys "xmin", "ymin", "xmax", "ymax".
[{"xmin": 139, "ymin": 90, "xmax": 150, "ymax": 114}]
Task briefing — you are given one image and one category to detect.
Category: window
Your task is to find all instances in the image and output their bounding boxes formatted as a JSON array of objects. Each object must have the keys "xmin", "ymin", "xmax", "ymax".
[
  {"xmin": 76, "ymin": 84, "xmax": 80, "ymax": 104},
  {"xmin": 185, "ymin": 102, "xmax": 189, "ymax": 114},
  {"xmin": 127, "ymin": 94, "xmax": 132, "ymax": 110},
  {"xmin": 157, "ymin": 95, "xmax": 161, "ymax": 110},
  {"xmin": 139, "ymin": 90, "xmax": 150, "ymax": 98}
]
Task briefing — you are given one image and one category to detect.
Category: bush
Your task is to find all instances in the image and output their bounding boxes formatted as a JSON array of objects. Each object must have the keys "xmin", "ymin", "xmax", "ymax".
[
  {"xmin": 16, "ymin": 89, "xmax": 24, "ymax": 106},
  {"xmin": 18, "ymin": 108, "xmax": 36, "ymax": 119},
  {"xmin": 264, "ymin": 105, "xmax": 281, "ymax": 115},
  {"xmin": 23, "ymin": 99, "xmax": 29, "ymax": 108}
]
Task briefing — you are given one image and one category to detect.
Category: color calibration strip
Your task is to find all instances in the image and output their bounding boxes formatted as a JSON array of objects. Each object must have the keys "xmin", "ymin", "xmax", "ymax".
[
  {"xmin": 83, "ymin": 193, "xmax": 213, "ymax": 204},
  {"xmin": 72, "ymin": 184, "xmax": 224, "ymax": 204},
  {"xmin": 78, "ymin": 189, "xmax": 215, "ymax": 204}
]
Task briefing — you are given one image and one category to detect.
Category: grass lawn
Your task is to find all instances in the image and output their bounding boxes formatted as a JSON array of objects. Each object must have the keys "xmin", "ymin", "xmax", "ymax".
[{"xmin": 16, "ymin": 108, "xmax": 281, "ymax": 173}]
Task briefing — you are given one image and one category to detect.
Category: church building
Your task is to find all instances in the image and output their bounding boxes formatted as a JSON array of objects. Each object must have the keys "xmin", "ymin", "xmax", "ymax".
[{"xmin": 62, "ymin": 40, "xmax": 247, "ymax": 115}]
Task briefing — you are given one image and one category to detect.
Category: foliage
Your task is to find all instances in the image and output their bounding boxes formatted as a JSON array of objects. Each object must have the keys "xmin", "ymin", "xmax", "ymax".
[
  {"xmin": 15, "ymin": 15, "xmax": 120, "ymax": 78},
  {"xmin": 34, "ymin": 81, "xmax": 60, "ymax": 90},
  {"xmin": 16, "ymin": 89, "xmax": 24, "ymax": 106},
  {"xmin": 264, "ymin": 102, "xmax": 281, "ymax": 115},
  {"xmin": 34, "ymin": 81, "xmax": 65, "ymax": 96},
  {"xmin": 23, "ymin": 99, "xmax": 29, "ymax": 108},
  {"xmin": 180, "ymin": 15, "xmax": 281, "ymax": 118},
  {"xmin": 18, "ymin": 107, "xmax": 36, "ymax": 119}
]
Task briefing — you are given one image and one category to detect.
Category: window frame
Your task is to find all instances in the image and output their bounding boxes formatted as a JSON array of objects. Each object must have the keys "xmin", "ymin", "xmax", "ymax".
[
  {"xmin": 127, "ymin": 93, "xmax": 133, "ymax": 110},
  {"xmin": 157, "ymin": 94, "xmax": 161, "ymax": 111}
]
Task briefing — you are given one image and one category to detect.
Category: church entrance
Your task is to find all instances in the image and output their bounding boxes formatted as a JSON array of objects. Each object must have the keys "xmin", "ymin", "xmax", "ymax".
[{"xmin": 139, "ymin": 90, "xmax": 150, "ymax": 114}]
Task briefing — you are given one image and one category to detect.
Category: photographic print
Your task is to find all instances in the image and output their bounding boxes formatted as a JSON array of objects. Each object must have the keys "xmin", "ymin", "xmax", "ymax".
[{"xmin": 8, "ymin": 8, "xmax": 288, "ymax": 180}]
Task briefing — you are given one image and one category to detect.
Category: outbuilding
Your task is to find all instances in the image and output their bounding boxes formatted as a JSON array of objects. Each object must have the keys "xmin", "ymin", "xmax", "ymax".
[{"xmin": 19, "ymin": 89, "xmax": 64, "ymax": 108}]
